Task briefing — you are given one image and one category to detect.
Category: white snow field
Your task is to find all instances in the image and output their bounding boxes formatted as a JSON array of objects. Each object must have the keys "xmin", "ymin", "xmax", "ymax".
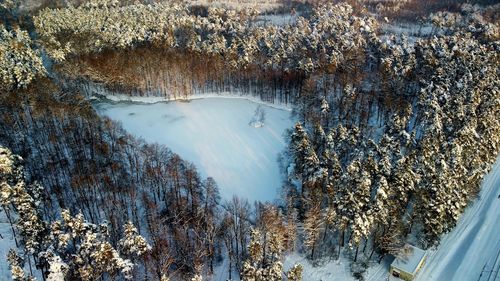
[
  {"xmin": 283, "ymin": 253, "xmax": 389, "ymax": 281},
  {"xmin": 95, "ymin": 97, "xmax": 294, "ymax": 202}
]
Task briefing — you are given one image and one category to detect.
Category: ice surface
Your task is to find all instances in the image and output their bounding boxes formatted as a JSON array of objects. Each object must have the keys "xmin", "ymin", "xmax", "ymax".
[{"xmin": 95, "ymin": 97, "xmax": 294, "ymax": 203}]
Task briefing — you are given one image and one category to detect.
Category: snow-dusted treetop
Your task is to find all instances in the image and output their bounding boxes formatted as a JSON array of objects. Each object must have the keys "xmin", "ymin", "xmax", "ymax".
[
  {"xmin": 0, "ymin": 26, "xmax": 46, "ymax": 91},
  {"xmin": 34, "ymin": 2, "xmax": 377, "ymax": 73}
]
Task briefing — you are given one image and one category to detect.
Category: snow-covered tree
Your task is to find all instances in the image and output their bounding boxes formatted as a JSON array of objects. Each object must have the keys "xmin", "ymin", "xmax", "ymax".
[
  {"xmin": 286, "ymin": 264, "xmax": 303, "ymax": 281},
  {"xmin": 303, "ymin": 205, "xmax": 322, "ymax": 260},
  {"xmin": 7, "ymin": 250, "xmax": 34, "ymax": 281},
  {"xmin": 119, "ymin": 221, "xmax": 151, "ymax": 257},
  {"xmin": 191, "ymin": 274, "xmax": 202, "ymax": 281},
  {"xmin": 289, "ymin": 123, "xmax": 323, "ymax": 204},
  {"xmin": 46, "ymin": 255, "xmax": 68, "ymax": 281},
  {"xmin": 242, "ymin": 228, "xmax": 302, "ymax": 281},
  {"xmin": 1, "ymin": 146, "xmax": 47, "ymax": 274},
  {"xmin": 1, "ymin": 146, "xmax": 150, "ymax": 280},
  {"xmin": 0, "ymin": 26, "xmax": 45, "ymax": 91}
]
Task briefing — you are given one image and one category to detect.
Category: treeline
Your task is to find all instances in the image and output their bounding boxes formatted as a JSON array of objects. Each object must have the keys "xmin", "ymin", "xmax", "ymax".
[
  {"xmin": 35, "ymin": 2, "xmax": 373, "ymax": 73},
  {"xmin": 35, "ymin": 2, "xmax": 374, "ymax": 103},
  {"xmin": 61, "ymin": 48, "xmax": 304, "ymax": 104}
]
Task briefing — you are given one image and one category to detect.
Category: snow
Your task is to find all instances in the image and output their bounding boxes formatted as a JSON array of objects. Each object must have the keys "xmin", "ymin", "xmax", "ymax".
[
  {"xmin": 283, "ymin": 252, "xmax": 390, "ymax": 281},
  {"xmin": 381, "ymin": 22, "xmax": 433, "ymax": 37},
  {"xmin": 391, "ymin": 244, "xmax": 426, "ymax": 275},
  {"xmin": 379, "ymin": 22, "xmax": 434, "ymax": 44},
  {"xmin": 415, "ymin": 155, "xmax": 500, "ymax": 281},
  {"xmin": 210, "ymin": 256, "xmax": 239, "ymax": 281},
  {"xmin": 0, "ymin": 212, "xmax": 15, "ymax": 281},
  {"xmin": 94, "ymin": 97, "xmax": 294, "ymax": 203},
  {"xmin": 92, "ymin": 91, "xmax": 292, "ymax": 111},
  {"xmin": 254, "ymin": 14, "xmax": 298, "ymax": 26},
  {"xmin": 46, "ymin": 256, "xmax": 68, "ymax": 281},
  {"xmin": 186, "ymin": 0, "xmax": 283, "ymax": 12},
  {"xmin": 284, "ymin": 253, "xmax": 356, "ymax": 281},
  {"xmin": 0, "ymin": 212, "xmax": 42, "ymax": 281}
]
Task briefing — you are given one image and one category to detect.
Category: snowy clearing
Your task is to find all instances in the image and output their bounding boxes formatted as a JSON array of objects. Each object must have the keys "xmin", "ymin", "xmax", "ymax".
[
  {"xmin": 283, "ymin": 252, "xmax": 390, "ymax": 281},
  {"xmin": 94, "ymin": 97, "xmax": 294, "ymax": 203}
]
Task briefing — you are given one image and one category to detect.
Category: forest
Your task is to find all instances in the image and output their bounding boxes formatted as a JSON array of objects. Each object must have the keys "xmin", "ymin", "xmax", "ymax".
[{"xmin": 0, "ymin": 0, "xmax": 499, "ymax": 280}]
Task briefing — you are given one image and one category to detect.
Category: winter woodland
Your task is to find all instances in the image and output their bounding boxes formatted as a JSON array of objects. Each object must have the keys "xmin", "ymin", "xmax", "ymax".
[{"xmin": 0, "ymin": 0, "xmax": 499, "ymax": 280}]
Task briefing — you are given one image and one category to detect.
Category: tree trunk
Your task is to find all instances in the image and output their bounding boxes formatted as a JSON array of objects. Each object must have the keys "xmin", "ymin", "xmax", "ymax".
[
  {"xmin": 310, "ymin": 240, "xmax": 316, "ymax": 260},
  {"xmin": 210, "ymin": 258, "xmax": 213, "ymax": 275},
  {"xmin": 362, "ymin": 238, "xmax": 368, "ymax": 253},
  {"xmin": 27, "ymin": 255, "xmax": 33, "ymax": 276},
  {"xmin": 369, "ymin": 247, "xmax": 375, "ymax": 260},
  {"xmin": 378, "ymin": 253, "xmax": 385, "ymax": 264},
  {"xmin": 3, "ymin": 207, "xmax": 18, "ymax": 247},
  {"xmin": 354, "ymin": 245, "xmax": 359, "ymax": 262},
  {"xmin": 322, "ymin": 223, "xmax": 329, "ymax": 242},
  {"xmin": 228, "ymin": 257, "xmax": 232, "ymax": 280},
  {"xmin": 337, "ymin": 233, "xmax": 342, "ymax": 260}
]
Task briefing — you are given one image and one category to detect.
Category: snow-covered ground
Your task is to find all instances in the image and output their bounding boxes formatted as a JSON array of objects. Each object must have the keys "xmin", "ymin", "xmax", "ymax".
[
  {"xmin": 254, "ymin": 14, "xmax": 298, "ymax": 26},
  {"xmin": 94, "ymin": 97, "xmax": 294, "ymax": 203},
  {"xmin": 0, "ymin": 213, "xmax": 15, "ymax": 280},
  {"xmin": 92, "ymin": 91, "xmax": 292, "ymax": 111},
  {"xmin": 415, "ymin": 155, "xmax": 500, "ymax": 281},
  {"xmin": 283, "ymin": 252, "xmax": 390, "ymax": 281},
  {"xmin": 0, "ymin": 212, "xmax": 43, "ymax": 281}
]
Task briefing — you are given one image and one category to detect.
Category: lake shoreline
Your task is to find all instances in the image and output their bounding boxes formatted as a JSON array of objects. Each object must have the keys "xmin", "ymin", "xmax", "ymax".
[{"xmin": 90, "ymin": 92, "xmax": 294, "ymax": 112}]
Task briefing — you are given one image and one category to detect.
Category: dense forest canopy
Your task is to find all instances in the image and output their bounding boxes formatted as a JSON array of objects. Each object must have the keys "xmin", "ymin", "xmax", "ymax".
[{"xmin": 0, "ymin": 0, "xmax": 499, "ymax": 280}]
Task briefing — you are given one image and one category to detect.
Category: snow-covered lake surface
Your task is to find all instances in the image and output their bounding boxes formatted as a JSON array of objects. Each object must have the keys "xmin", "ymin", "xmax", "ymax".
[{"xmin": 94, "ymin": 97, "xmax": 294, "ymax": 202}]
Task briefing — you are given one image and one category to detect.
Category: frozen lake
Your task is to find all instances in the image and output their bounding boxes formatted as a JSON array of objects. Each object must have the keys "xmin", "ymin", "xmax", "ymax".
[{"xmin": 94, "ymin": 97, "xmax": 294, "ymax": 202}]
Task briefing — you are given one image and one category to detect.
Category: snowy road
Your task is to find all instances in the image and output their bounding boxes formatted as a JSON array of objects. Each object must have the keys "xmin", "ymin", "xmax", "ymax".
[{"xmin": 415, "ymin": 155, "xmax": 500, "ymax": 281}]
